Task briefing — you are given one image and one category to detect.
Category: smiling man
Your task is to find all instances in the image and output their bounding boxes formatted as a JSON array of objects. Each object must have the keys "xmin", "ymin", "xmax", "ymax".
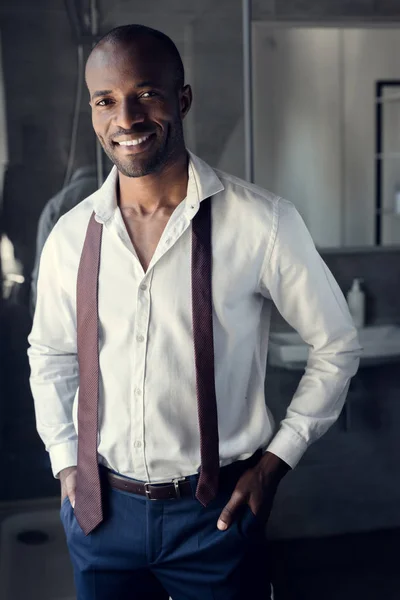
[
  {"xmin": 88, "ymin": 35, "xmax": 185, "ymax": 180},
  {"xmin": 28, "ymin": 24, "xmax": 361, "ymax": 600}
]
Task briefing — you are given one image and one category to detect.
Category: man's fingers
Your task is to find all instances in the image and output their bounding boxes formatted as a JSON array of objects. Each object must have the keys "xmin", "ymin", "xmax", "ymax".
[
  {"xmin": 217, "ymin": 491, "xmax": 246, "ymax": 531},
  {"xmin": 60, "ymin": 486, "xmax": 76, "ymax": 509},
  {"xmin": 60, "ymin": 469, "xmax": 77, "ymax": 509},
  {"xmin": 217, "ymin": 506, "xmax": 234, "ymax": 531}
]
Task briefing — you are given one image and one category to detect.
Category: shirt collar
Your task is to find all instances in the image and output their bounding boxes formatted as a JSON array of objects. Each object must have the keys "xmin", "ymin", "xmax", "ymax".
[{"xmin": 93, "ymin": 151, "xmax": 224, "ymax": 224}]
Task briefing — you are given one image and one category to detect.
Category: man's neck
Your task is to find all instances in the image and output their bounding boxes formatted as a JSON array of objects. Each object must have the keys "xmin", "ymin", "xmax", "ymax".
[{"xmin": 117, "ymin": 152, "xmax": 189, "ymax": 216}]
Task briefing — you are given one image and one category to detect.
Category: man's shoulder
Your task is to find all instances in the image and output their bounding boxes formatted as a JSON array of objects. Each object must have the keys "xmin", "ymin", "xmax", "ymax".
[
  {"xmin": 49, "ymin": 191, "xmax": 98, "ymax": 246},
  {"xmin": 214, "ymin": 168, "xmax": 281, "ymax": 211},
  {"xmin": 212, "ymin": 168, "xmax": 284, "ymax": 230}
]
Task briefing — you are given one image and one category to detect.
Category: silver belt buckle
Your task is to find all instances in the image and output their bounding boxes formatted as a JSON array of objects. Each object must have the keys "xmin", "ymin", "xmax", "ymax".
[
  {"xmin": 172, "ymin": 477, "xmax": 186, "ymax": 499},
  {"xmin": 144, "ymin": 482, "xmax": 155, "ymax": 500}
]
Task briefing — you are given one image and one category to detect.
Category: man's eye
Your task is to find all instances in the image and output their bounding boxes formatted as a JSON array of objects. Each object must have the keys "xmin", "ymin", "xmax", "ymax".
[
  {"xmin": 96, "ymin": 99, "xmax": 112, "ymax": 107},
  {"xmin": 141, "ymin": 92, "xmax": 157, "ymax": 99}
]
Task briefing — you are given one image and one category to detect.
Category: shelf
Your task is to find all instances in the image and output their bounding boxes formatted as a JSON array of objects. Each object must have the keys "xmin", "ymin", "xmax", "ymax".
[
  {"xmin": 375, "ymin": 209, "xmax": 400, "ymax": 216},
  {"xmin": 375, "ymin": 153, "xmax": 400, "ymax": 159},
  {"xmin": 376, "ymin": 92, "xmax": 400, "ymax": 104}
]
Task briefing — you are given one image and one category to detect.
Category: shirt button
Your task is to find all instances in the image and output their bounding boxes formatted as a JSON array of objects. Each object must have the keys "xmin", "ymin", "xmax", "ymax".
[
  {"xmin": 139, "ymin": 284, "xmax": 147, "ymax": 291},
  {"xmin": 135, "ymin": 388, "xmax": 142, "ymax": 396},
  {"xmin": 136, "ymin": 334, "xmax": 145, "ymax": 343},
  {"xmin": 134, "ymin": 441, "xmax": 142, "ymax": 449}
]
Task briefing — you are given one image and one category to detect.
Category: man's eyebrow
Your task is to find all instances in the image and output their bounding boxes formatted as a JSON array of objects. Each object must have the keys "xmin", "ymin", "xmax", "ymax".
[
  {"xmin": 91, "ymin": 82, "xmax": 162, "ymax": 101},
  {"xmin": 91, "ymin": 90, "xmax": 113, "ymax": 101}
]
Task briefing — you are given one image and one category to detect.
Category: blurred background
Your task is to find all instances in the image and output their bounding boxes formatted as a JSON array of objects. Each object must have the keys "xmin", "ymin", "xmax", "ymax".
[{"xmin": 1, "ymin": 1, "xmax": 400, "ymax": 598}]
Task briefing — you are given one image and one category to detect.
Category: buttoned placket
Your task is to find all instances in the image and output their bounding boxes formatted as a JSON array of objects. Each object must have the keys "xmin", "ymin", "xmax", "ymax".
[
  {"xmin": 101, "ymin": 199, "xmax": 201, "ymax": 481},
  {"xmin": 132, "ymin": 265, "xmax": 153, "ymax": 478}
]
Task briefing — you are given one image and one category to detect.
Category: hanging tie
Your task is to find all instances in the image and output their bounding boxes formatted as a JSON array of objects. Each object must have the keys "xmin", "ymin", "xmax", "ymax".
[
  {"xmin": 74, "ymin": 198, "xmax": 219, "ymax": 535},
  {"xmin": 74, "ymin": 215, "xmax": 103, "ymax": 535},
  {"xmin": 192, "ymin": 198, "xmax": 220, "ymax": 505}
]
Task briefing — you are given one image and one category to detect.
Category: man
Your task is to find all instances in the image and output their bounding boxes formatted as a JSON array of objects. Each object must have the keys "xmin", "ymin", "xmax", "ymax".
[
  {"xmin": 28, "ymin": 24, "xmax": 361, "ymax": 600},
  {"xmin": 30, "ymin": 166, "xmax": 98, "ymax": 314}
]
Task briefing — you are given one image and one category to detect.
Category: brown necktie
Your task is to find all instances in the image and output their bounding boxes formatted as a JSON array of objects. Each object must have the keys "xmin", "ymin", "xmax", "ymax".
[
  {"xmin": 74, "ymin": 198, "xmax": 219, "ymax": 535},
  {"xmin": 191, "ymin": 198, "xmax": 220, "ymax": 506},
  {"xmin": 74, "ymin": 216, "xmax": 103, "ymax": 535}
]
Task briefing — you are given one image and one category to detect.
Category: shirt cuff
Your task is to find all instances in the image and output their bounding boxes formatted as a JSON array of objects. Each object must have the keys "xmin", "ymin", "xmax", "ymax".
[
  {"xmin": 265, "ymin": 426, "xmax": 309, "ymax": 469},
  {"xmin": 49, "ymin": 440, "xmax": 78, "ymax": 478}
]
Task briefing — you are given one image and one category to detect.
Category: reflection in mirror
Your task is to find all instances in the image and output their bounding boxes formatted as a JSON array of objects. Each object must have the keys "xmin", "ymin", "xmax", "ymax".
[
  {"xmin": 379, "ymin": 82, "xmax": 400, "ymax": 245},
  {"xmin": 252, "ymin": 25, "xmax": 400, "ymax": 248}
]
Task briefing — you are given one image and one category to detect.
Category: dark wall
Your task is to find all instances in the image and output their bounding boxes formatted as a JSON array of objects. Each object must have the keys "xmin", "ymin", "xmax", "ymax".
[{"xmin": 0, "ymin": 0, "xmax": 95, "ymax": 294}]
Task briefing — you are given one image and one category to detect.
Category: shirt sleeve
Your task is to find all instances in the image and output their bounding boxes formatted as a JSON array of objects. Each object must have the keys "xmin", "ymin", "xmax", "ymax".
[
  {"xmin": 28, "ymin": 226, "xmax": 79, "ymax": 477},
  {"xmin": 259, "ymin": 198, "xmax": 362, "ymax": 469}
]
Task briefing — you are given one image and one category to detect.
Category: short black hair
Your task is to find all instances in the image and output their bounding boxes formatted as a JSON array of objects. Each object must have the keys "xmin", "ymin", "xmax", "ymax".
[{"xmin": 92, "ymin": 24, "xmax": 185, "ymax": 89}]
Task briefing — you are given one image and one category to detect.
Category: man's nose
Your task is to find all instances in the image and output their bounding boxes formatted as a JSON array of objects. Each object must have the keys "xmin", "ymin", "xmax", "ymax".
[{"xmin": 114, "ymin": 99, "xmax": 146, "ymax": 130}]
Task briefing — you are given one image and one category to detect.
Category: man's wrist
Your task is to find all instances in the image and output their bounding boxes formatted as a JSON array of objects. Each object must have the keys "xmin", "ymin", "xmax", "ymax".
[
  {"xmin": 58, "ymin": 465, "xmax": 77, "ymax": 483},
  {"xmin": 258, "ymin": 451, "xmax": 291, "ymax": 483}
]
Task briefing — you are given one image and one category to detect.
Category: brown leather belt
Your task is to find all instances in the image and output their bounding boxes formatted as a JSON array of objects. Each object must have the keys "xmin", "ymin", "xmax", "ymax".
[
  {"xmin": 106, "ymin": 471, "xmax": 193, "ymax": 500},
  {"xmin": 104, "ymin": 449, "xmax": 262, "ymax": 501}
]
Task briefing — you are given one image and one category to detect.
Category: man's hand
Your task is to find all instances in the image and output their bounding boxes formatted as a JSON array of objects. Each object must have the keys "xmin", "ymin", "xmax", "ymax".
[
  {"xmin": 217, "ymin": 452, "xmax": 290, "ymax": 531},
  {"xmin": 59, "ymin": 466, "xmax": 77, "ymax": 508}
]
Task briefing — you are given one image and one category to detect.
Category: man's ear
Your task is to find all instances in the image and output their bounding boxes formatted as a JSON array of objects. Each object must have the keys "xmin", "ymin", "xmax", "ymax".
[{"xmin": 180, "ymin": 84, "xmax": 193, "ymax": 119}]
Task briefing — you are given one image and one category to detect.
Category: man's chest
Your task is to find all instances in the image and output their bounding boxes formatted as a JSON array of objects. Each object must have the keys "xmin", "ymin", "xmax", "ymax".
[
  {"xmin": 61, "ymin": 206, "xmax": 267, "ymax": 325},
  {"xmin": 121, "ymin": 212, "xmax": 172, "ymax": 273}
]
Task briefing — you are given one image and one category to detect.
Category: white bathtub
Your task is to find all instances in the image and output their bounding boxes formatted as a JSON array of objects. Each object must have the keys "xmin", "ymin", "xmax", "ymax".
[{"xmin": 0, "ymin": 507, "xmax": 75, "ymax": 600}]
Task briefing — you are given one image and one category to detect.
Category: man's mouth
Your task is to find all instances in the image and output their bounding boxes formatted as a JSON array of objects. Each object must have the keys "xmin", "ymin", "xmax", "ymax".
[
  {"xmin": 112, "ymin": 133, "xmax": 156, "ymax": 155},
  {"xmin": 115, "ymin": 134, "xmax": 152, "ymax": 147}
]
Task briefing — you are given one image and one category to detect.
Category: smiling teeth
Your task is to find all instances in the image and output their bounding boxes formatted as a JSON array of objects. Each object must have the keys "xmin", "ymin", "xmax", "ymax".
[{"xmin": 118, "ymin": 135, "xmax": 150, "ymax": 146}]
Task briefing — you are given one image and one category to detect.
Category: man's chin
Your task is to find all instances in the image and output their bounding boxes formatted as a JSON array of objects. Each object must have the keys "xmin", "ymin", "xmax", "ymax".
[
  {"xmin": 110, "ymin": 152, "xmax": 165, "ymax": 178},
  {"xmin": 117, "ymin": 161, "xmax": 158, "ymax": 178}
]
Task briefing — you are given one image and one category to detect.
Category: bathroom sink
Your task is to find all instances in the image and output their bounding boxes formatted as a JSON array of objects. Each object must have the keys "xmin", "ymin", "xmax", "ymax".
[{"xmin": 268, "ymin": 324, "xmax": 400, "ymax": 370}]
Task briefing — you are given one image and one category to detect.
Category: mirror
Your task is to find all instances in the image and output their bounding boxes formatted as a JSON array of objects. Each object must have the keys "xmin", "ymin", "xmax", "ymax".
[{"xmin": 247, "ymin": 25, "xmax": 400, "ymax": 248}]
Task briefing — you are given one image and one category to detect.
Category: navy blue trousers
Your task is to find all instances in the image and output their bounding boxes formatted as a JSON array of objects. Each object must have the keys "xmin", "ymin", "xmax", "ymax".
[{"xmin": 60, "ymin": 470, "xmax": 272, "ymax": 600}]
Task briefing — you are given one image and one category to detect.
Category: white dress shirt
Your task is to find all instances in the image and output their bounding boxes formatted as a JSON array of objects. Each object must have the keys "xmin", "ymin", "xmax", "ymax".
[{"xmin": 28, "ymin": 152, "xmax": 361, "ymax": 482}]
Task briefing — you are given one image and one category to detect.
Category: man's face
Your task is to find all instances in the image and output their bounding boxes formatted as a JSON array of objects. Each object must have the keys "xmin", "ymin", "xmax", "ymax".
[{"xmin": 86, "ymin": 38, "xmax": 192, "ymax": 178}]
